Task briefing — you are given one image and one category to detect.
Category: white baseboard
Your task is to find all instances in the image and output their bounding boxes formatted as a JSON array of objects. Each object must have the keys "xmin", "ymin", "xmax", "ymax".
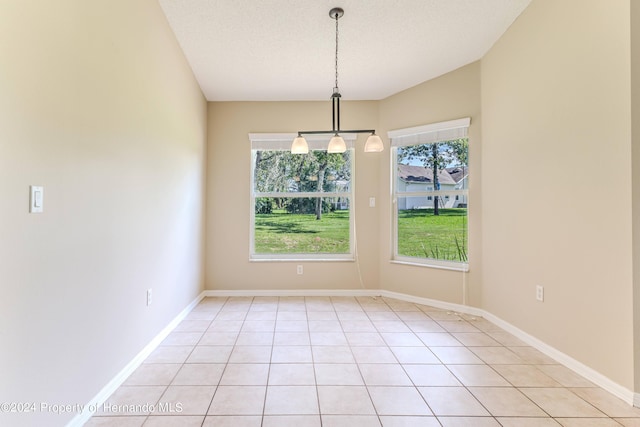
[
  {"xmin": 204, "ymin": 289, "xmax": 381, "ymax": 298},
  {"xmin": 480, "ymin": 310, "xmax": 636, "ymax": 406},
  {"xmin": 204, "ymin": 289, "xmax": 480, "ymax": 317},
  {"xmin": 376, "ymin": 290, "xmax": 636, "ymax": 407},
  {"xmin": 67, "ymin": 291, "xmax": 206, "ymax": 427},
  {"xmin": 207, "ymin": 288, "xmax": 636, "ymax": 406},
  {"xmin": 71, "ymin": 287, "xmax": 638, "ymax": 424},
  {"xmin": 378, "ymin": 290, "xmax": 485, "ymax": 317}
]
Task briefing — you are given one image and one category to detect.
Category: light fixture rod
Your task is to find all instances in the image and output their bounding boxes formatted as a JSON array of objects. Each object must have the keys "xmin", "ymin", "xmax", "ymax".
[
  {"xmin": 332, "ymin": 94, "xmax": 336, "ymax": 132},
  {"xmin": 297, "ymin": 129, "xmax": 376, "ymax": 136},
  {"xmin": 337, "ymin": 97, "xmax": 340, "ymax": 131},
  {"xmin": 333, "ymin": 94, "xmax": 340, "ymax": 132}
]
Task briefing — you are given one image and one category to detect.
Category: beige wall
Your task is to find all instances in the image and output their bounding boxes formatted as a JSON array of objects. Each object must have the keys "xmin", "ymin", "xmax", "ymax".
[
  {"xmin": 632, "ymin": 0, "xmax": 640, "ymax": 393},
  {"xmin": 378, "ymin": 62, "xmax": 482, "ymax": 305},
  {"xmin": 481, "ymin": 0, "xmax": 633, "ymax": 389},
  {"xmin": 0, "ymin": 1, "xmax": 207, "ymax": 425},
  {"xmin": 206, "ymin": 101, "xmax": 381, "ymax": 291},
  {"xmin": 205, "ymin": 64, "xmax": 482, "ymax": 302}
]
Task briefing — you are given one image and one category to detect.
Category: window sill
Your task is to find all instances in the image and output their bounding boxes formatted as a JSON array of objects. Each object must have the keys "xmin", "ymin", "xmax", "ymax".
[
  {"xmin": 391, "ymin": 258, "xmax": 469, "ymax": 272},
  {"xmin": 250, "ymin": 257, "xmax": 355, "ymax": 263}
]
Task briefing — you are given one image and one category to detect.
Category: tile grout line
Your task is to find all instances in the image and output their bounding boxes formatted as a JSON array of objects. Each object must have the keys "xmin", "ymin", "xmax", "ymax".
[
  {"xmin": 306, "ymin": 297, "xmax": 325, "ymax": 427},
  {"xmin": 201, "ymin": 296, "xmax": 234, "ymax": 423},
  {"xmin": 86, "ymin": 295, "xmax": 640, "ymax": 426},
  {"xmin": 357, "ymin": 296, "xmax": 386, "ymax": 426}
]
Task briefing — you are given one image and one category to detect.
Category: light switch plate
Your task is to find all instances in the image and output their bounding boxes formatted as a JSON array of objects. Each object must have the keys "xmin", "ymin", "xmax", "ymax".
[{"xmin": 30, "ymin": 186, "xmax": 43, "ymax": 213}]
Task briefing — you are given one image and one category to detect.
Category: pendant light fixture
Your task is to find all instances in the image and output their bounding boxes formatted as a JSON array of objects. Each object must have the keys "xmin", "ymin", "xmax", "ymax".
[{"xmin": 291, "ymin": 7, "xmax": 384, "ymax": 154}]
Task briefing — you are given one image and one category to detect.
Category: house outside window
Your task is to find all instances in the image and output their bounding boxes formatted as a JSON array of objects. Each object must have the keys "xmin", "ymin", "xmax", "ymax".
[
  {"xmin": 389, "ymin": 118, "xmax": 470, "ymax": 270},
  {"xmin": 250, "ymin": 133, "xmax": 355, "ymax": 260}
]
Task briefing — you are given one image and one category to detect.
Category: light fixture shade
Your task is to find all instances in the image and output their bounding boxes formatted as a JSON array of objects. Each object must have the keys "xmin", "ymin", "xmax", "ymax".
[
  {"xmin": 291, "ymin": 136, "xmax": 309, "ymax": 154},
  {"xmin": 327, "ymin": 135, "xmax": 346, "ymax": 153},
  {"xmin": 364, "ymin": 133, "xmax": 384, "ymax": 152}
]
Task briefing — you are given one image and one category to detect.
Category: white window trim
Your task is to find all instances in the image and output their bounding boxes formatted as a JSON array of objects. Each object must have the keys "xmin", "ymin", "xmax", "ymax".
[
  {"xmin": 388, "ymin": 117, "xmax": 470, "ymax": 146},
  {"xmin": 389, "ymin": 118, "xmax": 470, "ymax": 270},
  {"xmin": 391, "ymin": 258, "xmax": 470, "ymax": 272},
  {"xmin": 249, "ymin": 133, "xmax": 356, "ymax": 261}
]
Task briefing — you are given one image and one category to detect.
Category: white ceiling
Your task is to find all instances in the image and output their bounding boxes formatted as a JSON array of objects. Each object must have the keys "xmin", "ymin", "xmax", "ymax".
[{"xmin": 158, "ymin": 0, "xmax": 531, "ymax": 101}]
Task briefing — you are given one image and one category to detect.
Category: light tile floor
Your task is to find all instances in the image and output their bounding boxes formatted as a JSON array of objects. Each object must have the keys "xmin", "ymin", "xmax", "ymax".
[{"xmin": 87, "ymin": 296, "xmax": 640, "ymax": 426}]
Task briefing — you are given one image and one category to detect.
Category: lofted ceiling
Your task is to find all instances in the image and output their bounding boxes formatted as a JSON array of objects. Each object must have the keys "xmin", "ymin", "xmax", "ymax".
[{"xmin": 158, "ymin": 0, "xmax": 531, "ymax": 101}]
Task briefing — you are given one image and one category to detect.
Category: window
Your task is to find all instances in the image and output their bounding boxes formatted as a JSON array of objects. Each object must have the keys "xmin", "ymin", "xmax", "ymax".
[
  {"xmin": 389, "ymin": 118, "xmax": 470, "ymax": 270},
  {"xmin": 250, "ymin": 133, "xmax": 354, "ymax": 260}
]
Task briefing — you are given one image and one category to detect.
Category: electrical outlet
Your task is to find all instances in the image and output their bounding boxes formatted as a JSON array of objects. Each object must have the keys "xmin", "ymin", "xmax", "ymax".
[
  {"xmin": 297, "ymin": 265, "xmax": 303, "ymax": 275},
  {"xmin": 147, "ymin": 289, "xmax": 153, "ymax": 306},
  {"xmin": 536, "ymin": 285, "xmax": 544, "ymax": 302}
]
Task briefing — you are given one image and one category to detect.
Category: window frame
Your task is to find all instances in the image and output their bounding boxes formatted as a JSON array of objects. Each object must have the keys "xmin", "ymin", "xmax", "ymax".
[
  {"xmin": 389, "ymin": 118, "xmax": 470, "ymax": 271},
  {"xmin": 249, "ymin": 133, "xmax": 356, "ymax": 262}
]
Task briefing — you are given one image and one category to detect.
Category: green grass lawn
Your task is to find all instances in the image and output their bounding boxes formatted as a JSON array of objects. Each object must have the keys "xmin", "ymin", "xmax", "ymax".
[
  {"xmin": 255, "ymin": 208, "xmax": 467, "ymax": 261},
  {"xmin": 397, "ymin": 208, "xmax": 468, "ymax": 261},
  {"xmin": 255, "ymin": 210, "xmax": 350, "ymax": 253}
]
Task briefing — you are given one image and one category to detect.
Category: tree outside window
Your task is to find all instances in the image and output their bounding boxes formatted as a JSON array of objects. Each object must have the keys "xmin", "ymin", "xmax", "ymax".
[{"xmin": 251, "ymin": 147, "xmax": 353, "ymax": 259}]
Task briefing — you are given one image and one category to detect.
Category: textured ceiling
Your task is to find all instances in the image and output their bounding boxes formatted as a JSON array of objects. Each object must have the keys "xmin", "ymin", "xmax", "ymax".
[{"xmin": 158, "ymin": 0, "xmax": 531, "ymax": 101}]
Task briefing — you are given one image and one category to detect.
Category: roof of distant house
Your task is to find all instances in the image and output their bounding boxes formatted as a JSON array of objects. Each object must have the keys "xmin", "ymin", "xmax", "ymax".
[
  {"xmin": 397, "ymin": 164, "xmax": 456, "ymax": 185},
  {"xmin": 446, "ymin": 166, "xmax": 469, "ymax": 184}
]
